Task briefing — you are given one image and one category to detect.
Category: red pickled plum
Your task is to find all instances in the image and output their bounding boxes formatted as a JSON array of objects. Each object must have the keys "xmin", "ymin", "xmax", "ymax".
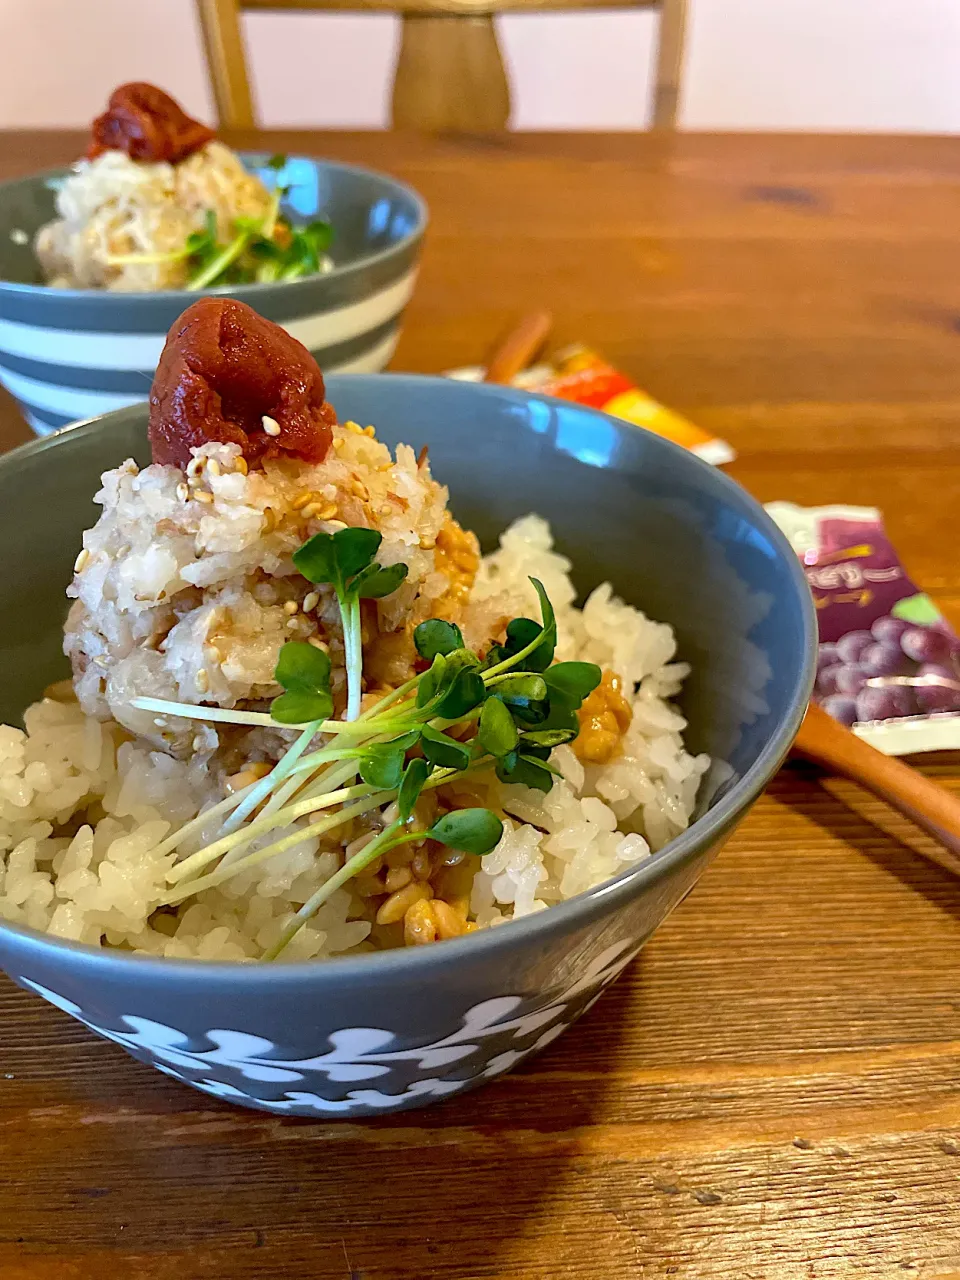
[{"xmin": 149, "ymin": 298, "xmax": 337, "ymax": 470}]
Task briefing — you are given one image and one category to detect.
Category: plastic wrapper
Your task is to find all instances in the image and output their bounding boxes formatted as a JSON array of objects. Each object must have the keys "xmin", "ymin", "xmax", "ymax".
[
  {"xmin": 768, "ymin": 502, "xmax": 960, "ymax": 755},
  {"xmin": 448, "ymin": 344, "xmax": 735, "ymax": 466}
]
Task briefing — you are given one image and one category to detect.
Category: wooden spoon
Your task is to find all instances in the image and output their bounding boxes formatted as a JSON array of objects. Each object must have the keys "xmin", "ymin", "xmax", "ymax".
[
  {"xmin": 483, "ymin": 311, "xmax": 553, "ymax": 385},
  {"xmin": 793, "ymin": 701, "xmax": 960, "ymax": 877}
]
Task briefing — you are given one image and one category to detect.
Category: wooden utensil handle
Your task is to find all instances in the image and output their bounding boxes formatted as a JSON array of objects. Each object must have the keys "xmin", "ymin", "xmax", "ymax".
[
  {"xmin": 794, "ymin": 702, "xmax": 960, "ymax": 876},
  {"xmin": 483, "ymin": 311, "xmax": 552, "ymax": 385}
]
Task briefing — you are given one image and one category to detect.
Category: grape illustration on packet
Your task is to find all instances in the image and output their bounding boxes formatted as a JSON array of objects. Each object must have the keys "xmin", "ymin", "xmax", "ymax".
[{"xmin": 767, "ymin": 503, "xmax": 960, "ymax": 755}]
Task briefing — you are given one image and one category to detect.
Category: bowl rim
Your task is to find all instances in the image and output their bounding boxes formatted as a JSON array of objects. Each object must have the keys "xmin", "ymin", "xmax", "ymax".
[
  {"xmin": 0, "ymin": 376, "xmax": 817, "ymax": 984},
  {"xmin": 0, "ymin": 153, "xmax": 428, "ymax": 302}
]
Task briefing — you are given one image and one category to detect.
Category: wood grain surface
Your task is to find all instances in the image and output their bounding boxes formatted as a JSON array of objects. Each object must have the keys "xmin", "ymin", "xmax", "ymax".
[{"xmin": 1, "ymin": 131, "xmax": 960, "ymax": 1280}]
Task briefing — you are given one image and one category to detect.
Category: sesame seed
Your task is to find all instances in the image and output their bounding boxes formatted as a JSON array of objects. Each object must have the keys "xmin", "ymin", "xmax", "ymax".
[
  {"xmin": 283, "ymin": 600, "xmax": 298, "ymax": 615},
  {"xmin": 319, "ymin": 503, "xmax": 338, "ymax": 520},
  {"xmin": 262, "ymin": 415, "xmax": 281, "ymax": 437},
  {"xmin": 308, "ymin": 636, "xmax": 328, "ymax": 651},
  {"xmin": 363, "ymin": 425, "xmax": 376, "ymax": 437},
  {"xmin": 333, "ymin": 438, "xmax": 345, "ymax": 451},
  {"xmin": 235, "ymin": 456, "xmax": 248, "ymax": 475},
  {"xmin": 302, "ymin": 591, "xmax": 319, "ymax": 613},
  {"xmin": 195, "ymin": 668, "xmax": 209, "ymax": 693},
  {"xmin": 300, "ymin": 502, "xmax": 322, "ymax": 519},
  {"xmin": 73, "ymin": 548, "xmax": 89, "ymax": 573},
  {"xmin": 204, "ymin": 643, "xmax": 222, "ymax": 664},
  {"xmin": 176, "ymin": 483, "xmax": 189, "ymax": 503},
  {"xmin": 195, "ymin": 490, "xmax": 214, "ymax": 504},
  {"xmin": 286, "ymin": 618, "xmax": 298, "ymax": 630},
  {"xmin": 292, "ymin": 492, "xmax": 314, "ymax": 511},
  {"xmin": 380, "ymin": 504, "xmax": 392, "ymax": 516},
  {"xmin": 261, "ymin": 508, "xmax": 276, "ymax": 534},
  {"xmin": 186, "ymin": 456, "xmax": 205, "ymax": 478},
  {"xmin": 153, "ymin": 717, "xmax": 168, "ymax": 728},
  {"xmin": 207, "ymin": 458, "xmax": 221, "ymax": 477}
]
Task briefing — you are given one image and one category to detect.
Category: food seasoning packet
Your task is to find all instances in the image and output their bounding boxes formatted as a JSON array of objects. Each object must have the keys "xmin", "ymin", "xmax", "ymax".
[
  {"xmin": 447, "ymin": 344, "xmax": 736, "ymax": 466},
  {"xmin": 767, "ymin": 502, "xmax": 960, "ymax": 755}
]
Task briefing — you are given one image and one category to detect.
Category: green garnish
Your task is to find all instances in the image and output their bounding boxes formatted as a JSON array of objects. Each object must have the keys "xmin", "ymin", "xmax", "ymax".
[
  {"xmin": 130, "ymin": 547, "xmax": 601, "ymax": 961},
  {"xmin": 293, "ymin": 527, "xmax": 409, "ymax": 721}
]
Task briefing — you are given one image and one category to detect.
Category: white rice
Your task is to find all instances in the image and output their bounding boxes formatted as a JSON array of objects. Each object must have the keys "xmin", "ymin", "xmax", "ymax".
[{"xmin": 0, "ymin": 513, "xmax": 708, "ymax": 961}]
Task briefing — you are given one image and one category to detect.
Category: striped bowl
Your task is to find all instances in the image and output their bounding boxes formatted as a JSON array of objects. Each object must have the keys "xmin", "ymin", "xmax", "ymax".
[{"xmin": 0, "ymin": 154, "xmax": 426, "ymax": 435}]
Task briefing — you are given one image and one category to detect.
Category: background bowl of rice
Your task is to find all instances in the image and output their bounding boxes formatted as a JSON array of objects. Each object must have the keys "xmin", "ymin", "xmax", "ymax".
[
  {"xmin": 0, "ymin": 155, "xmax": 426, "ymax": 436},
  {"xmin": 0, "ymin": 377, "xmax": 815, "ymax": 1116}
]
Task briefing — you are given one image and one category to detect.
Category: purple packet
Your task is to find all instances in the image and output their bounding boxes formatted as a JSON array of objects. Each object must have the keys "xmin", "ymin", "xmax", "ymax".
[{"xmin": 767, "ymin": 503, "xmax": 960, "ymax": 754}]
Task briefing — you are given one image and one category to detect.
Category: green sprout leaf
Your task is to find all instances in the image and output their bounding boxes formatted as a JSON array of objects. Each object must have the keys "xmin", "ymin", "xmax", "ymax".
[
  {"xmin": 520, "ymin": 727, "xmax": 578, "ymax": 748},
  {"xmin": 428, "ymin": 809, "xmax": 503, "ymax": 856},
  {"xmin": 493, "ymin": 673, "xmax": 548, "ymax": 706},
  {"xmin": 267, "ymin": 152, "xmax": 288, "ymax": 171},
  {"xmin": 353, "ymin": 561, "xmax": 409, "ymax": 600},
  {"xmin": 398, "ymin": 757, "xmax": 429, "ymax": 821},
  {"xmin": 335, "ymin": 527, "xmax": 383, "ymax": 582},
  {"xmin": 270, "ymin": 642, "xmax": 333, "ymax": 724},
  {"xmin": 478, "ymin": 695, "xmax": 519, "ymax": 759},
  {"xmin": 417, "ymin": 653, "xmax": 447, "ymax": 707},
  {"xmin": 420, "ymin": 724, "xmax": 472, "ymax": 771},
  {"xmin": 359, "ymin": 746, "xmax": 407, "ymax": 791},
  {"xmin": 543, "ymin": 662, "xmax": 602, "ymax": 710},
  {"xmin": 414, "ymin": 619, "xmax": 464, "ymax": 661},
  {"xmin": 434, "ymin": 667, "xmax": 486, "ymax": 720},
  {"xmin": 496, "ymin": 751, "xmax": 557, "ymax": 793},
  {"xmin": 293, "ymin": 531, "xmax": 339, "ymax": 586}
]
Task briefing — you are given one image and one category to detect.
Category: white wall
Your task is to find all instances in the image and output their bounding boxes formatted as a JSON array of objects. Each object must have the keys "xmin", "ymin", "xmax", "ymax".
[{"xmin": 0, "ymin": 0, "xmax": 958, "ymax": 132}]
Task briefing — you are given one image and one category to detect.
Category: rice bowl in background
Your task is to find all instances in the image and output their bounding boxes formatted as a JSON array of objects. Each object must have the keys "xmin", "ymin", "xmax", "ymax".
[{"xmin": 0, "ymin": 156, "xmax": 425, "ymax": 434}]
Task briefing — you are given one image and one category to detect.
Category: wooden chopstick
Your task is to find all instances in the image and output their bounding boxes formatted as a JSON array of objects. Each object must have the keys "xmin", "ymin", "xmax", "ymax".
[{"xmin": 483, "ymin": 311, "xmax": 553, "ymax": 385}]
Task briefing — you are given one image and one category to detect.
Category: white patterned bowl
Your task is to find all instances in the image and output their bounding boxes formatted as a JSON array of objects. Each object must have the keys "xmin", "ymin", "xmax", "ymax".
[
  {"xmin": 0, "ymin": 376, "xmax": 815, "ymax": 1116},
  {"xmin": 0, "ymin": 155, "xmax": 425, "ymax": 434}
]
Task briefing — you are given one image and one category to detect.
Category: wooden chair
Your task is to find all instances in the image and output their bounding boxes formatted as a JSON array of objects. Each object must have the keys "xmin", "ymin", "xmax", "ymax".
[{"xmin": 196, "ymin": 0, "xmax": 688, "ymax": 133}]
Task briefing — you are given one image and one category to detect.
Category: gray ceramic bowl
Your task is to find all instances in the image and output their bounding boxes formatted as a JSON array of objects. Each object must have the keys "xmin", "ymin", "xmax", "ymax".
[
  {"xmin": 0, "ymin": 155, "xmax": 425, "ymax": 434},
  {"xmin": 0, "ymin": 377, "xmax": 815, "ymax": 1116}
]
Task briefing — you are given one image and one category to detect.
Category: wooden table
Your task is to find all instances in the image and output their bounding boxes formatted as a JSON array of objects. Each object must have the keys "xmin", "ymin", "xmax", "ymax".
[{"xmin": 2, "ymin": 131, "xmax": 960, "ymax": 1279}]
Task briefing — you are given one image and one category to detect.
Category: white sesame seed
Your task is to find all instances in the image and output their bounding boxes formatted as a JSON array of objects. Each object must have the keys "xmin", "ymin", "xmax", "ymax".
[
  {"xmin": 302, "ymin": 591, "xmax": 319, "ymax": 613},
  {"xmin": 286, "ymin": 618, "xmax": 298, "ymax": 630},
  {"xmin": 195, "ymin": 668, "xmax": 209, "ymax": 693},
  {"xmin": 176, "ymin": 483, "xmax": 189, "ymax": 503},
  {"xmin": 308, "ymin": 636, "xmax": 328, "ymax": 651},
  {"xmin": 262, "ymin": 415, "xmax": 281, "ymax": 437},
  {"xmin": 283, "ymin": 600, "xmax": 298, "ymax": 615},
  {"xmin": 206, "ymin": 458, "xmax": 221, "ymax": 477},
  {"xmin": 195, "ymin": 490, "xmax": 214, "ymax": 504},
  {"xmin": 73, "ymin": 548, "xmax": 89, "ymax": 573},
  {"xmin": 153, "ymin": 717, "xmax": 168, "ymax": 728}
]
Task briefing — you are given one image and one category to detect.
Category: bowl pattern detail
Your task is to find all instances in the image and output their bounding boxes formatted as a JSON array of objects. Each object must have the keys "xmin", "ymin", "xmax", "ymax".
[{"xmin": 17, "ymin": 938, "xmax": 639, "ymax": 1115}]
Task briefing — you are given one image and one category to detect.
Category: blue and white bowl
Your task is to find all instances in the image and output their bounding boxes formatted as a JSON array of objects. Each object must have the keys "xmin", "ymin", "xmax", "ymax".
[
  {"xmin": 0, "ymin": 376, "xmax": 815, "ymax": 1117},
  {"xmin": 0, "ymin": 154, "xmax": 426, "ymax": 435}
]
